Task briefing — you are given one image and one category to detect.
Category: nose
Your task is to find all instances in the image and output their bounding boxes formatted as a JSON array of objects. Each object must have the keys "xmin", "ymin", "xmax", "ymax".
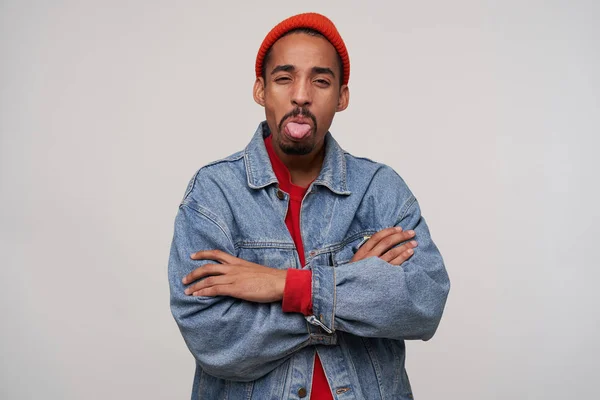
[{"xmin": 291, "ymin": 79, "xmax": 312, "ymax": 107}]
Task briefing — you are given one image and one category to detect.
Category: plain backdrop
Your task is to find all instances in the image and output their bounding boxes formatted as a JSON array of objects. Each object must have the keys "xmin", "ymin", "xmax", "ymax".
[{"xmin": 1, "ymin": 1, "xmax": 598, "ymax": 399}]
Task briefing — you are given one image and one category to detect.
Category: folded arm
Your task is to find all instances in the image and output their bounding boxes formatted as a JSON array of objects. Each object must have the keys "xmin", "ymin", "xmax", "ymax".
[
  {"xmin": 311, "ymin": 197, "xmax": 451, "ymax": 341},
  {"xmin": 168, "ymin": 203, "xmax": 311, "ymax": 381}
]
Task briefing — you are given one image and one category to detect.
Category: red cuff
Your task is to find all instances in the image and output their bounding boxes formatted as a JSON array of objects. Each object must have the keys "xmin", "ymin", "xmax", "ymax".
[{"xmin": 282, "ymin": 269, "xmax": 313, "ymax": 315}]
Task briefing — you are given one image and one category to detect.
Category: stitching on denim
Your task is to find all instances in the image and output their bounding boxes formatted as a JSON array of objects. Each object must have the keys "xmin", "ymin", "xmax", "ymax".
[
  {"xmin": 245, "ymin": 149, "xmax": 278, "ymax": 189},
  {"xmin": 305, "ymin": 133, "xmax": 351, "ymax": 195},
  {"xmin": 234, "ymin": 241, "xmax": 296, "ymax": 249},
  {"xmin": 308, "ymin": 333, "xmax": 336, "ymax": 345},
  {"xmin": 397, "ymin": 195, "xmax": 417, "ymax": 225},
  {"xmin": 203, "ymin": 151, "xmax": 244, "ymax": 168},
  {"xmin": 183, "ymin": 152, "xmax": 244, "ymax": 203},
  {"xmin": 316, "ymin": 230, "xmax": 379, "ymax": 257},
  {"xmin": 197, "ymin": 368, "xmax": 205, "ymax": 397},
  {"xmin": 340, "ymin": 149, "xmax": 348, "ymax": 192},
  {"xmin": 312, "ymin": 179, "xmax": 351, "ymax": 195},
  {"xmin": 337, "ymin": 334, "xmax": 362, "ymax": 396},
  {"xmin": 223, "ymin": 379, "xmax": 230, "ymax": 399},
  {"xmin": 304, "ymin": 270, "xmax": 318, "ymax": 338},
  {"xmin": 245, "ymin": 381, "xmax": 254, "ymax": 400},
  {"xmin": 331, "ymin": 266, "xmax": 336, "ymax": 332},
  {"xmin": 244, "ymin": 151, "xmax": 255, "ymax": 188},
  {"xmin": 344, "ymin": 152, "xmax": 379, "ymax": 164},
  {"xmin": 308, "ymin": 350, "xmax": 316, "ymax": 396},
  {"xmin": 280, "ymin": 358, "xmax": 291, "ymax": 399},
  {"xmin": 389, "ymin": 340, "xmax": 403, "ymax": 391},
  {"xmin": 361, "ymin": 338, "xmax": 386, "ymax": 399},
  {"xmin": 312, "ymin": 266, "xmax": 335, "ymax": 332},
  {"xmin": 180, "ymin": 203, "xmax": 234, "ymax": 245},
  {"xmin": 320, "ymin": 196, "xmax": 338, "ymax": 249}
]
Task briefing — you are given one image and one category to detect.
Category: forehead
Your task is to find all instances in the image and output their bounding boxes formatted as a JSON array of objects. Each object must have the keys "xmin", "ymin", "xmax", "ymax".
[{"xmin": 267, "ymin": 33, "xmax": 339, "ymax": 71}]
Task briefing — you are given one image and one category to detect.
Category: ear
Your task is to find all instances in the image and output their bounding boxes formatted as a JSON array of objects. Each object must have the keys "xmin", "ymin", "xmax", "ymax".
[
  {"xmin": 253, "ymin": 77, "xmax": 266, "ymax": 107},
  {"xmin": 336, "ymin": 84, "xmax": 349, "ymax": 112}
]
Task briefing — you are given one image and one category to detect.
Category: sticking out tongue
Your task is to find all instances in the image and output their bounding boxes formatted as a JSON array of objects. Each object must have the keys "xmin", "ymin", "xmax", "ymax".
[{"xmin": 286, "ymin": 122, "xmax": 311, "ymax": 139}]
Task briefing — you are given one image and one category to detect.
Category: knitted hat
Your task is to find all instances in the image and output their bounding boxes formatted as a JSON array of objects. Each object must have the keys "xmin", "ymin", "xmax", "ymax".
[{"xmin": 255, "ymin": 13, "xmax": 350, "ymax": 85}]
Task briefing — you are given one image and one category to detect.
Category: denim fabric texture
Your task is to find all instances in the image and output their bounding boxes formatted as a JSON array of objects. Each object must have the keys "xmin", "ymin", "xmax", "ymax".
[{"xmin": 168, "ymin": 122, "xmax": 450, "ymax": 400}]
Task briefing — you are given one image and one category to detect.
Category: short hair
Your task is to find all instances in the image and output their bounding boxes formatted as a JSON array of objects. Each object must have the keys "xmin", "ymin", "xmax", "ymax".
[{"xmin": 261, "ymin": 27, "xmax": 345, "ymax": 87}]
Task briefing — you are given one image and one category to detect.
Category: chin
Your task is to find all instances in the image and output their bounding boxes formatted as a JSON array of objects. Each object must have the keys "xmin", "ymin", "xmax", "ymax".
[
  {"xmin": 281, "ymin": 144, "xmax": 314, "ymax": 156},
  {"xmin": 278, "ymin": 137, "xmax": 315, "ymax": 156}
]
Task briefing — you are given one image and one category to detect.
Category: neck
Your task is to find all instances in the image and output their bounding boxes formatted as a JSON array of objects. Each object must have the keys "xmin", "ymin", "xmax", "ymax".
[{"xmin": 272, "ymin": 140, "xmax": 325, "ymax": 188}]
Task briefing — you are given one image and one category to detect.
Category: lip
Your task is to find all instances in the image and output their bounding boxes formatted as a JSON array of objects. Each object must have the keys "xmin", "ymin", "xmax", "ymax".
[
  {"xmin": 285, "ymin": 116, "xmax": 312, "ymax": 127},
  {"xmin": 284, "ymin": 116, "xmax": 314, "ymax": 127}
]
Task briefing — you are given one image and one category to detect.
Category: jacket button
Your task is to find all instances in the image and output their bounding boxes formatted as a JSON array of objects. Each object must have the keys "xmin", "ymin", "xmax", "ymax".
[
  {"xmin": 276, "ymin": 189, "xmax": 285, "ymax": 200},
  {"xmin": 297, "ymin": 387, "xmax": 307, "ymax": 398}
]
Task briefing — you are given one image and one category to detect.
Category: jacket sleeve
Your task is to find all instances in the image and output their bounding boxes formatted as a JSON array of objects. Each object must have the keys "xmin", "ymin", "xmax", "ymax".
[
  {"xmin": 310, "ymin": 185, "xmax": 450, "ymax": 341},
  {"xmin": 168, "ymin": 200, "xmax": 312, "ymax": 382}
]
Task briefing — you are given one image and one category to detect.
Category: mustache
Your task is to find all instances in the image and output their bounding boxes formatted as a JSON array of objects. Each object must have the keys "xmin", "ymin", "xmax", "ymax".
[{"xmin": 278, "ymin": 107, "xmax": 318, "ymax": 134}]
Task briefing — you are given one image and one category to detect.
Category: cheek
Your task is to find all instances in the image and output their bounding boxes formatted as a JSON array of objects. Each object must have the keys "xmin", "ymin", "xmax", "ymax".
[
  {"xmin": 263, "ymin": 101, "xmax": 289, "ymax": 132},
  {"xmin": 315, "ymin": 90, "xmax": 339, "ymax": 109},
  {"xmin": 264, "ymin": 89, "xmax": 290, "ymax": 115},
  {"xmin": 314, "ymin": 94, "xmax": 339, "ymax": 121}
]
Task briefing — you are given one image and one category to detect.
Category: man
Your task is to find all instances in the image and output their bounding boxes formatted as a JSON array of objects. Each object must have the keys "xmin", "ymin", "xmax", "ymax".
[{"xmin": 169, "ymin": 12, "xmax": 450, "ymax": 400}]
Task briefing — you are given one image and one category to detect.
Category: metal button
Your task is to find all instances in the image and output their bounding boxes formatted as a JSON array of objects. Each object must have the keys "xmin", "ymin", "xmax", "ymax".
[
  {"xmin": 276, "ymin": 189, "xmax": 285, "ymax": 200},
  {"xmin": 336, "ymin": 387, "xmax": 350, "ymax": 394},
  {"xmin": 309, "ymin": 250, "xmax": 316, "ymax": 257},
  {"xmin": 298, "ymin": 387, "xmax": 307, "ymax": 398}
]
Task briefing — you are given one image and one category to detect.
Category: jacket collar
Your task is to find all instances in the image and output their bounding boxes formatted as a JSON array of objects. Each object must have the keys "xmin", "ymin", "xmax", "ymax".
[{"xmin": 244, "ymin": 121, "xmax": 351, "ymax": 195}]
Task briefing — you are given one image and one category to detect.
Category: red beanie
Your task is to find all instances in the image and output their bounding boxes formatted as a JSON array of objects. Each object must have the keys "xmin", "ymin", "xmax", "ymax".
[{"xmin": 255, "ymin": 13, "xmax": 350, "ymax": 85}]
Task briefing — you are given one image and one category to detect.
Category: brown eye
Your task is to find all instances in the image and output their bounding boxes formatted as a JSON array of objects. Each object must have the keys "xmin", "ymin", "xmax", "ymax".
[
  {"xmin": 275, "ymin": 77, "xmax": 291, "ymax": 83},
  {"xmin": 315, "ymin": 79, "xmax": 330, "ymax": 87}
]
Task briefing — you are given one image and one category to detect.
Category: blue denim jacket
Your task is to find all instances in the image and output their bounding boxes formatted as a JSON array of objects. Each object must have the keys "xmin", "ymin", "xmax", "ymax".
[{"xmin": 168, "ymin": 122, "xmax": 450, "ymax": 400}]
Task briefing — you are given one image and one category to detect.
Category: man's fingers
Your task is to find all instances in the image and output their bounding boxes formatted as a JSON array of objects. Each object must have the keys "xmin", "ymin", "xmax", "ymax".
[
  {"xmin": 192, "ymin": 285, "xmax": 228, "ymax": 297},
  {"xmin": 190, "ymin": 249, "xmax": 237, "ymax": 264},
  {"xmin": 357, "ymin": 227, "xmax": 400, "ymax": 254},
  {"xmin": 389, "ymin": 248, "xmax": 415, "ymax": 265},
  {"xmin": 184, "ymin": 274, "xmax": 233, "ymax": 295},
  {"xmin": 182, "ymin": 263, "xmax": 230, "ymax": 285},
  {"xmin": 380, "ymin": 240, "xmax": 418, "ymax": 264},
  {"xmin": 351, "ymin": 227, "xmax": 416, "ymax": 262},
  {"xmin": 369, "ymin": 231, "xmax": 416, "ymax": 257}
]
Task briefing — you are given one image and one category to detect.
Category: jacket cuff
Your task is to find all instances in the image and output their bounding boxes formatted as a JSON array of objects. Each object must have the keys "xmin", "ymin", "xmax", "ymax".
[
  {"xmin": 310, "ymin": 264, "xmax": 336, "ymax": 332},
  {"xmin": 282, "ymin": 269, "xmax": 313, "ymax": 315}
]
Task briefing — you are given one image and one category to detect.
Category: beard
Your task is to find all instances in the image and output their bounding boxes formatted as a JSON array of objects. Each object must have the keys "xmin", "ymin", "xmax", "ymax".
[
  {"xmin": 276, "ymin": 107, "xmax": 318, "ymax": 156},
  {"xmin": 279, "ymin": 140, "xmax": 314, "ymax": 155}
]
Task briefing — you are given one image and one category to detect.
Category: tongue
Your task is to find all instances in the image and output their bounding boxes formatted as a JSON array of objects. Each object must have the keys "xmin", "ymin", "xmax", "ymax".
[{"xmin": 286, "ymin": 122, "xmax": 311, "ymax": 139}]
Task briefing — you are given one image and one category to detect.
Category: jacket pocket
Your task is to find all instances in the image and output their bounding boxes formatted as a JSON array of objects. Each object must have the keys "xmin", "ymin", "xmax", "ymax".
[{"xmin": 236, "ymin": 247, "xmax": 299, "ymax": 270}]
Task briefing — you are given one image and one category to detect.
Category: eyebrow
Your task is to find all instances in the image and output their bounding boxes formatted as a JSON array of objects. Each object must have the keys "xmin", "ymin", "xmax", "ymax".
[
  {"xmin": 270, "ymin": 64, "xmax": 336, "ymax": 78},
  {"xmin": 270, "ymin": 64, "xmax": 295, "ymax": 75},
  {"xmin": 312, "ymin": 66, "xmax": 335, "ymax": 78}
]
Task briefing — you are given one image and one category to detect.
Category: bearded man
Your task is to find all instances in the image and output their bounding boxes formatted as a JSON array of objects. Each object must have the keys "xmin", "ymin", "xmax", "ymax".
[{"xmin": 169, "ymin": 12, "xmax": 450, "ymax": 400}]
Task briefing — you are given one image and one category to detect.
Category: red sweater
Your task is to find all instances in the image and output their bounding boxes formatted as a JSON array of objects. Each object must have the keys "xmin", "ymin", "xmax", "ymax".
[{"xmin": 265, "ymin": 135, "xmax": 332, "ymax": 400}]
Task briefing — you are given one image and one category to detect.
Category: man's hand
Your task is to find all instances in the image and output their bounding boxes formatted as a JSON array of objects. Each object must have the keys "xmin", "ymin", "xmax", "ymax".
[
  {"xmin": 351, "ymin": 227, "xmax": 417, "ymax": 265},
  {"xmin": 182, "ymin": 250, "xmax": 287, "ymax": 303}
]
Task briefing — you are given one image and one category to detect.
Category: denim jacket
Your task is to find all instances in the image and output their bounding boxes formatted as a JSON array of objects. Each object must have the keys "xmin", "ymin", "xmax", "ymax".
[{"xmin": 168, "ymin": 122, "xmax": 450, "ymax": 400}]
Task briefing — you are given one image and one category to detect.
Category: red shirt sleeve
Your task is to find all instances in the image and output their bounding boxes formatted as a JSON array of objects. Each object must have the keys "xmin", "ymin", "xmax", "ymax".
[{"xmin": 281, "ymin": 269, "xmax": 313, "ymax": 315}]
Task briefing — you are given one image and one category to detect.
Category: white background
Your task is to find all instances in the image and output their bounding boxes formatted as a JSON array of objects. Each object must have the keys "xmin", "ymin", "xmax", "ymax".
[{"xmin": 1, "ymin": 1, "xmax": 598, "ymax": 399}]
